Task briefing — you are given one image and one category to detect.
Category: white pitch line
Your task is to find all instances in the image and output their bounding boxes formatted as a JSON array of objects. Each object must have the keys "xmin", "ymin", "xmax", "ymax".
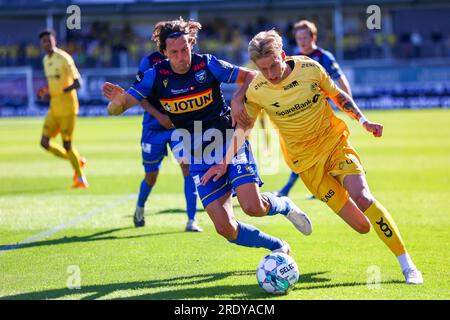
[{"xmin": 0, "ymin": 194, "xmax": 135, "ymax": 253}]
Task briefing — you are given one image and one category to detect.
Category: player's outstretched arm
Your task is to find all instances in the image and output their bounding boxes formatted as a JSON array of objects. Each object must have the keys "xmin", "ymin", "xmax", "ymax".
[
  {"xmin": 102, "ymin": 82, "xmax": 139, "ymax": 115},
  {"xmin": 331, "ymin": 88, "xmax": 384, "ymax": 137},
  {"xmin": 231, "ymin": 68, "xmax": 257, "ymax": 127},
  {"xmin": 336, "ymin": 75, "xmax": 352, "ymax": 98},
  {"xmin": 201, "ymin": 121, "xmax": 256, "ymax": 185},
  {"xmin": 140, "ymin": 99, "xmax": 174, "ymax": 129}
]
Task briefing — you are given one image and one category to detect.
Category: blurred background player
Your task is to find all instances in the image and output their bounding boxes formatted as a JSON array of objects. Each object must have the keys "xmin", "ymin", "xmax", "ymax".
[
  {"xmin": 274, "ymin": 20, "xmax": 352, "ymax": 199},
  {"xmin": 37, "ymin": 29, "xmax": 88, "ymax": 189},
  {"xmin": 133, "ymin": 49, "xmax": 201, "ymax": 231}
]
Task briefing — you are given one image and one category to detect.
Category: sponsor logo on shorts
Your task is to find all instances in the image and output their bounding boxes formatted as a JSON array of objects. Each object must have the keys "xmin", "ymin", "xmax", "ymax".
[
  {"xmin": 193, "ymin": 175, "xmax": 201, "ymax": 187},
  {"xmin": 321, "ymin": 189, "xmax": 335, "ymax": 203},
  {"xmin": 141, "ymin": 142, "xmax": 151, "ymax": 154}
]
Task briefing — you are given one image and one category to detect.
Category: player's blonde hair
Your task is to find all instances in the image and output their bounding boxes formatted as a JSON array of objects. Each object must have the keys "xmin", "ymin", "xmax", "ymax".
[
  {"xmin": 248, "ymin": 30, "xmax": 284, "ymax": 62},
  {"xmin": 152, "ymin": 17, "xmax": 202, "ymax": 52},
  {"xmin": 293, "ymin": 20, "xmax": 318, "ymax": 38}
]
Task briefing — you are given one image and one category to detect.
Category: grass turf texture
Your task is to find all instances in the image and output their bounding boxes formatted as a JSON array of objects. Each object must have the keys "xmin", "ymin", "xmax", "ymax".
[{"xmin": 0, "ymin": 109, "xmax": 449, "ymax": 300}]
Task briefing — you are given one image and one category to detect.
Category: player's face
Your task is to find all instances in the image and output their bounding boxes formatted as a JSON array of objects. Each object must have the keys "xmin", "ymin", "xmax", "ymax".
[
  {"xmin": 254, "ymin": 53, "xmax": 286, "ymax": 84},
  {"xmin": 40, "ymin": 35, "xmax": 56, "ymax": 54},
  {"xmin": 164, "ymin": 35, "xmax": 192, "ymax": 74},
  {"xmin": 295, "ymin": 29, "xmax": 315, "ymax": 53}
]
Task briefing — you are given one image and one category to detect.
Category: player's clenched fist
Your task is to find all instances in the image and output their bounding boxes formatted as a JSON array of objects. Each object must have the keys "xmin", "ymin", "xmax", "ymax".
[
  {"xmin": 102, "ymin": 82, "xmax": 126, "ymax": 115},
  {"xmin": 363, "ymin": 121, "xmax": 384, "ymax": 137}
]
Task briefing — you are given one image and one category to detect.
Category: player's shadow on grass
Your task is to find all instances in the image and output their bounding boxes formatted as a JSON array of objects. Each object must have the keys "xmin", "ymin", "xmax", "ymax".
[
  {"xmin": 151, "ymin": 208, "xmax": 206, "ymax": 215},
  {"xmin": 0, "ymin": 227, "xmax": 185, "ymax": 252},
  {"xmin": 0, "ymin": 270, "xmax": 331, "ymax": 300},
  {"xmin": 0, "ymin": 185, "xmax": 65, "ymax": 196},
  {"xmin": 154, "ymin": 204, "xmax": 241, "ymax": 215}
]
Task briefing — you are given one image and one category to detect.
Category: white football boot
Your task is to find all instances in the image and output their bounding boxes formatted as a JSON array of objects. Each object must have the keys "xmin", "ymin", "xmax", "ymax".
[
  {"xmin": 133, "ymin": 206, "xmax": 145, "ymax": 228},
  {"xmin": 283, "ymin": 197, "xmax": 313, "ymax": 236},
  {"xmin": 403, "ymin": 268, "xmax": 423, "ymax": 285},
  {"xmin": 185, "ymin": 219, "xmax": 203, "ymax": 232}
]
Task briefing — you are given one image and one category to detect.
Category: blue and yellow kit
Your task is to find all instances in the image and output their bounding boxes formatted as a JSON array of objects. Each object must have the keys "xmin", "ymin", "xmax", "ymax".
[
  {"xmin": 245, "ymin": 56, "xmax": 364, "ymax": 213},
  {"xmin": 128, "ymin": 53, "xmax": 262, "ymax": 207}
]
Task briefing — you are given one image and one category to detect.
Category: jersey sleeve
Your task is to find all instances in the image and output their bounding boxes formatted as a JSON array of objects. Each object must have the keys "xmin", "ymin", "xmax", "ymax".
[
  {"xmin": 206, "ymin": 54, "xmax": 239, "ymax": 83},
  {"xmin": 64, "ymin": 54, "xmax": 80, "ymax": 80},
  {"xmin": 244, "ymin": 89, "xmax": 263, "ymax": 120},
  {"xmin": 321, "ymin": 51, "xmax": 343, "ymax": 80},
  {"xmin": 138, "ymin": 56, "xmax": 150, "ymax": 73},
  {"xmin": 127, "ymin": 68, "xmax": 156, "ymax": 101},
  {"xmin": 317, "ymin": 62, "xmax": 340, "ymax": 98}
]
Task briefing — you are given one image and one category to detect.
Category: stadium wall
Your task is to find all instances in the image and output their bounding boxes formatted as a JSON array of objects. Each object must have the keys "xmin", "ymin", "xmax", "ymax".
[{"xmin": 0, "ymin": 61, "xmax": 449, "ymax": 117}]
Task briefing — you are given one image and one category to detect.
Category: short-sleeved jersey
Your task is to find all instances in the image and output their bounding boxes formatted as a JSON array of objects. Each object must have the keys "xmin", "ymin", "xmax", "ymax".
[
  {"xmin": 137, "ymin": 51, "xmax": 167, "ymax": 130},
  {"xmin": 245, "ymin": 55, "xmax": 349, "ymax": 173},
  {"xmin": 43, "ymin": 48, "xmax": 80, "ymax": 116},
  {"xmin": 127, "ymin": 53, "xmax": 239, "ymax": 164},
  {"xmin": 296, "ymin": 47, "xmax": 343, "ymax": 80}
]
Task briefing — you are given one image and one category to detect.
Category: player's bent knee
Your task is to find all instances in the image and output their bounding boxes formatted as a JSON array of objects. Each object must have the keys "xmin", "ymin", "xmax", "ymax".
[
  {"xmin": 241, "ymin": 203, "xmax": 265, "ymax": 217},
  {"xmin": 214, "ymin": 223, "xmax": 238, "ymax": 240},
  {"xmin": 63, "ymin": 141, "xmax": 72, "ymax": 151},
  {"xmin": 144, "ymin": 172, "xmax": 158, "ymax": 186},
  {"xmin": 354, "ymin": 192, "xmax": 374, "ymax": 212},
  {"xmin": 356, "ymin": 220, "xmax": 371, "ymax": 234}
]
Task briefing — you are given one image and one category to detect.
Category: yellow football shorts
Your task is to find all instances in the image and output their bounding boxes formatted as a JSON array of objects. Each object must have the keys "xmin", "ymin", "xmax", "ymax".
[
  {"xmin": 42, "ymin": 113, "xmax": 76, "ymax": 142},
  {"xmin": 298, "ymin": 137, "xmax": 365, "ymax": 214}
]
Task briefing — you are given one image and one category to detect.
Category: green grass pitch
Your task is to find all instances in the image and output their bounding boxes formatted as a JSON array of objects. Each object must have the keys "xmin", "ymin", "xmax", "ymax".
[{"xmin": 0, "ymin": 109, "xmax": 449, "ymax": 300}]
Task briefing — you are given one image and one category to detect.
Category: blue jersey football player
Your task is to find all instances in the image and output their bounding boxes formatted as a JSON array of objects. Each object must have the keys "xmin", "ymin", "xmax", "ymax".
[
  {"xmin": 102, "ymin": 18, "xmax": 312, "ymax": 256},
  {"xmin": 274, "ymin": 20, "xmax": 353, "ymax": 199},
  {"xmin": 134, "ymin": 50, "xmax": 201, "ymax": 232}
]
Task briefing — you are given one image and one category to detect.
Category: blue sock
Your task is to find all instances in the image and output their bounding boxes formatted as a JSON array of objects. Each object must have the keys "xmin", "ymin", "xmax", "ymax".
[
  {"xmin": 184, "ymin": 175, "xmax": 197, "ymax": 220},
  {"xmin": 279, "ymin": 171, "xmax": 299, "ymax": 195},
  {"xmin": 262, "ymin": 192, "xmax": 292, "ymax": 216},
  {"xmin": 137, "ymin": 179, "xmax": 152, "ymax": 208},
  {"xmin": 229, "ymin": 221, "xmax": 283, "ymax": 251}
]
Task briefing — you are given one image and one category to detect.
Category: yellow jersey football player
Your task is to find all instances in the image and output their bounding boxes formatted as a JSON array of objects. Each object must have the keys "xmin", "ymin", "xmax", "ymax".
[
  {"xmin": 203, "ymin": 30, "xmax": 422, "ymax": 284},
  {"xmin": 38, "ymin": 29, "xmax": 88, "ymax": 189}
]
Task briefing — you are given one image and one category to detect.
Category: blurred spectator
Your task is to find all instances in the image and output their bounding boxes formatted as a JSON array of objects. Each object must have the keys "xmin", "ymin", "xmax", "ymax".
[
  {"xmin": 0, "ymin": 14, "xmax": 448, "ymax": 68},
  {"xmin": 411, "ymin": 31, "xmax": 423, "ymax": 58},
  {"xmin": 430, "ymin": 26, "xmax": 444, "ymax": 57}
]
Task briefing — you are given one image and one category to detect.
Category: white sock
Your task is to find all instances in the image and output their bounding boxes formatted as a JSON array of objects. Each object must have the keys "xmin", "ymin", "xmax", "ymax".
[{"xmin": 397, "ymin": 253, "xmax": 416, "ymax": 272}]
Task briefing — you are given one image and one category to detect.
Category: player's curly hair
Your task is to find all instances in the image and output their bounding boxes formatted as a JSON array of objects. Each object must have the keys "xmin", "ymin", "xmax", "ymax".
[
  {"xmin": 248, "ymin": 29, "xmax": 283, "ymax": 62},
  {"xmin": 152, "ymin": 17, "xmax": 202, "ymax": 52}
]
